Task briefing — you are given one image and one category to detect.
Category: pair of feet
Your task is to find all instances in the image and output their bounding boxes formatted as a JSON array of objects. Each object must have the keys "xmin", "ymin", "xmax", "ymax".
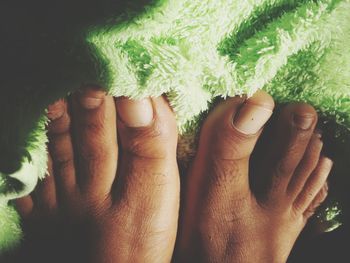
[{"xmin": 13, "ymin": 88, "xmax": 332, "ymax": 263}]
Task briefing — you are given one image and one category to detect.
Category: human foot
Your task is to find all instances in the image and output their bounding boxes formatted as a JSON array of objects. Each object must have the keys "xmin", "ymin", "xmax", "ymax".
[
  {"xmin": 13, "ymin": 88, "xmax": 180, "ymax": 263},
  {"xmin": 176, "ymin": 91, "xmax": 332, "ymax": 263}
]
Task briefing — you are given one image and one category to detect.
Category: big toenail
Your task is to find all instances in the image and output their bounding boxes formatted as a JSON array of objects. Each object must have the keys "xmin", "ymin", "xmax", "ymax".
[
  {"xmin": 233, "ymin": 103, "xmax": 273, "ymax": 135},
  {"xmin": 47, "ymin": 100, "xmax": 65, "ymax": 120},
  {"xmin": 117, "ymin": 98, "xmax": 154, "ymax": 127},
  {"xmin": 77, "ymin": 91, "xmax": 104, "ymax": 110},
  {"xmin": 293, "ymin": 113, "xmax": 314, "ymax": 130}
]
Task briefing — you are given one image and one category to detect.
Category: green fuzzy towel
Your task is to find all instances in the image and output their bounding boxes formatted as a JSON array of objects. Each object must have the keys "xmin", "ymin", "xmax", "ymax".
[{"xmin": 0, "ymin": 0, "xmax": 349, "ymax": 252}]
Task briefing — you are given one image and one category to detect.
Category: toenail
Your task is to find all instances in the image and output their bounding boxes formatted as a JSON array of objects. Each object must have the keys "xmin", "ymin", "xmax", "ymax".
[
  {"xmin": 324, "ymin": 182, "xmax": 329, "ymax": 193},
  {"xmin": 313, "ymin": 131, "xmax": 322, "ymax": 139},
  {"xmin": 79, "ymin": 97, "xmax": 104, "ymax": 109},
  {"xmin": 116, "ymin": 97, "xmax": 154, "ymax": 127},
  {"xmin": 233, "ymin": 103, "xmax": 273, "ymax": 135},
  {"xmin": 293, "ymin": 113, "xmax": 314, "ymax": 130},
  {"xmin": 78, "ymin": 89, "xmax": 105, "ymax": 109},
  {"xmin": 321, "ymin": 156, "xmax": 334, "ymax": 168},
  {"xmin": 47, "ymin": 100, "xmax": 65, "ymax": 120}
]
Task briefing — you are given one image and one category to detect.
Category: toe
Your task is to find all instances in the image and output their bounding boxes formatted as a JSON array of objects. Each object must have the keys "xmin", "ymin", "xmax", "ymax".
[
  {"xmin": 233, "ymin": 90, "xmax": 275, "ymax": 136},
  {"xmin": 111, "ymin": 96, "xmax": 179, "ymax": 261},
  {"xmin": 47, "ymin": 99, "xmax": 76, "ymax": 201},
  {"xmin": 258, "ymin": 103, "xmax": 318, "ymax": 202},
  {"xmin": 287, "ymin": 132, "xmax": 323, "ymax": 199},
  {"xmin": 116, "ymin": 96, "xmax": 176, "ymax": 158},
  {"xmin": 115, "ymin": 95, "xmax": 179, "ymax": 205},
  {"xmin": 293, "ymin": 156, "xmax": 333, "ymax": 216},
  {"xmin": 193, "ymin": 90, "xmax": 274, "ymax": 200},
  {"xmin": 71, "ymin": 87, "xmax": 118, "ymax": 202},
  {"xmin": 32, "ymin": 155, "xmax": 57, "ymax": 216},
  {"xmin": 177, "ymin": 91, "xmax": 274, "ymax": 257},
  {"xmin": 303, "ymin": 183, "xmax": 329, "ymax": 220}
]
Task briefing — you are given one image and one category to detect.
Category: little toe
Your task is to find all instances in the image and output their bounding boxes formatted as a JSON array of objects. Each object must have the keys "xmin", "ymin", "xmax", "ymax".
[
  {"xmin": 303, "ymin": 182, "xmax": 329, "ymax": 220},
  {"xmin": 71, "ymin": 87, "xmax": 118, "ymax": 202},
  {"xmin": 32, "ymin": 155, "xmax": 57, "ymax": 216},
  {"xmin": 259, "ymin": 103, "xmax": 318, "ymax": 202},
  {"xmin": 293, "ymin": 156, "xmax": 333, "ymax": 217}
]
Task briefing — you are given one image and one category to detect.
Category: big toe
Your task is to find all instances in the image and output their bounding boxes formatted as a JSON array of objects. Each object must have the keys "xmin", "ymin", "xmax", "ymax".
[
  {"xmin": 177, "ymin": 91, "xmax": 274, "ymax": 256},
  {"xmin": 194, "ymin": 90, "xmax": 274, "ymax": 196}
]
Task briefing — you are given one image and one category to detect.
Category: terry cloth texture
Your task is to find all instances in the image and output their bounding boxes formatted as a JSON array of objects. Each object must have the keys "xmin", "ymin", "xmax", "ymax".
[{"xmin": 0, "ymin": 0, "xmax": 349, "ymax": 252}]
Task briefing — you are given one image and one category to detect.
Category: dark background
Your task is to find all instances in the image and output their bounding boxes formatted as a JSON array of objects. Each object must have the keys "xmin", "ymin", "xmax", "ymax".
[{"xmin": 289, "ymin": 224, "xmax": 349, "ymax": 262}]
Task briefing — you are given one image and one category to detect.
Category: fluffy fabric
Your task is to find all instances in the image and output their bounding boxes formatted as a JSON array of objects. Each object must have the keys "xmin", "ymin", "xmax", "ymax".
[{"xmin": 0, "ymin": 0, "xmax": 349, "ymax": 251}]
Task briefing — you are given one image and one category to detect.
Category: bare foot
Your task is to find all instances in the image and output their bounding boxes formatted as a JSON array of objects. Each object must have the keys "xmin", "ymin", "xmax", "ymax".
[
  {"xmin": 176, "ymin": 90, "xmax": 332, "ymax": 263},
  {"xmin": 13, "ymin": 88, "xmax": 180, "ymax": 263}
]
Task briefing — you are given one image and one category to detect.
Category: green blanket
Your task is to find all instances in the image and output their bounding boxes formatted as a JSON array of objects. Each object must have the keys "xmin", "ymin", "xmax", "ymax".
[{"xmin": 1, "ymin": 0, "xmax": 349, "ymax": 252}]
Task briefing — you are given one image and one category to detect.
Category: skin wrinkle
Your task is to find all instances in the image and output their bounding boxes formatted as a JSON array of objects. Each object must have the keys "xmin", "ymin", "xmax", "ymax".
[
  {"xmin": 47, "ymin": 120, "xmax": 71, "ymax": 136},
  {"xmin": 199, "ymin": 193, "xmax": 254, "ymax": 232},
  {"xmin": 275, "ymin": 137, "xmax": 308, "ymax": 175},
  {"xmin": 209, "ymin": 123, "xmax": 253, "ymax": 160},
  {"xmin": 198, "ymin": 208, "xmax": 261, "ymax": 262},
  {"xmin": 117, "ymin": 160, "xmax": 174, "ymax": 194},
  {"xmin": 113, "ymin": 147, "xmax": 179, "ymax": 245},
  {"xmin": 119, "ymin": 122, "xmax": 174, "ymax": 160},
  {"xmin": 207, "ymin": 158, "xmax": 242, "ymax": 187},
  {"xmin": 112, "ymin": 197, "xmax": 173, "ymax": 258}
]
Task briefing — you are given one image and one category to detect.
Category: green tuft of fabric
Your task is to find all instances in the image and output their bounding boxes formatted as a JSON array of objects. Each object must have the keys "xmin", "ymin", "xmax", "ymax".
[
  {"xmin": 117, "ymin": 40, "xmax": 155, "ymax": 86},
  {"xmin": 0, "ymin": 203, "xmax": 22, "ymax": 251}
]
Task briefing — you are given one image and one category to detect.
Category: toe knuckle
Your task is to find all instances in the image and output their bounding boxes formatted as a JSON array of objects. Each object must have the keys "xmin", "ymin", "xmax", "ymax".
[
  {"xmin": 304, "ymin": 207, "xmax": 317, "ymax": 219},
  {"xmin": 275, "ymin": 159, "xmax": 295, "ymax": 176},
  {"xmin": 291, "ymin": 202, "xmax": 304, "ymax": 218},
  {"xmin": 55, "ymin": 157, "xmax": 74, "ymax": 172},
  {"xmin": 83, "ymin": 195, "xmax": 111, "ymax": 216},
  {"xmin": 300, "ymin": 155, "xmax": 319, "ymax": 172},
  {"xmin": 80, "ymin": 146, "xmax": 111, "ymax": 163},
  {"xmin": 275, "ymin": 142, "xmax": 306, "ymax": 175},
  {"xmin": 294, "ymin": 130, "xmax": 313, "ymax": 143},
  {"xmin": 48, "ymin": 113, "xmax": 71, "ymax": 135},
  {"xmin": 209, "ymin": 123, "xmax": 254, "ymax": 160},
  {"xmin": 81, "ymin": 153, "xmax": 103, "ymax": 165},
  {"xmin": 123, "ymin": 122, "xmax": 177, "ymax": 159},
  {"xmin": 83, "ymin": 120, "xmax": 105, "ymax": 134}
]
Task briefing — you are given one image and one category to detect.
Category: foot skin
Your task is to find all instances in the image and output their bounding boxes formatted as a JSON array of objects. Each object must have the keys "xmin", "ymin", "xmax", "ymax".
[
  {"xmin": 14, "ymin": 88, "xmax": 180, "ymax": 263},
  {"xmin": 176, "ymin": 90, "xmax": 333, "ymax": 263}
]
